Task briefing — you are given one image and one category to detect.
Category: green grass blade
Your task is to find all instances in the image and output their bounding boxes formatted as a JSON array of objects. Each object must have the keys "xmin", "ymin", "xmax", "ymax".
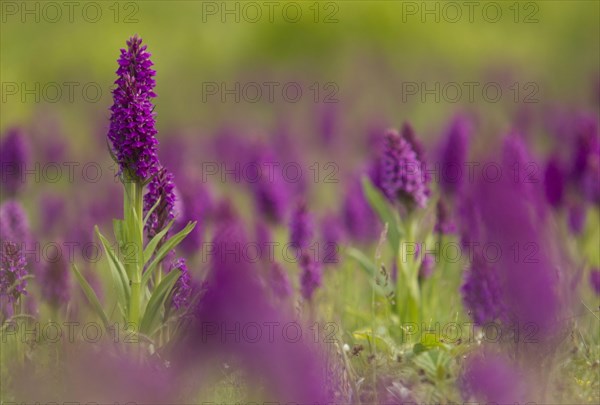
[
  {"xmin": 71, "ymin": 263, "xmax": 110, "ymax": 329},
  {"xmin": 139, "ymin": 269, "xmax": 180, "ymax": 334}
]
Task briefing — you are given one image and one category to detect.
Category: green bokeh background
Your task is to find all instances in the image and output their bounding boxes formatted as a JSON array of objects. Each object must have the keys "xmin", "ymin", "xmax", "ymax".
[{"xmin": 1, "ymin": 0, "xmax": 599, "ymax": 137}]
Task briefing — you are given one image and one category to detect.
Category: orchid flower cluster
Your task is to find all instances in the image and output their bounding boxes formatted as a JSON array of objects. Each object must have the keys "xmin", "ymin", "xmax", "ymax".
[{"xmin": 73, "ymin": 35, "xmax": 196, "ymax": 342}]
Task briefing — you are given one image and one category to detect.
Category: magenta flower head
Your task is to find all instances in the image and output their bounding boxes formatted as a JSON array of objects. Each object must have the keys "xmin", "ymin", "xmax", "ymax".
[
  {"xmin": 143, "ymin": 167, "xmax": 176, "ymax": 240},
  {"xmin": 434, "ymin": 199, "xmax": 456, "ymax": 234},
  {"xmin": 270, "ymin": 262, "xmax": 292, "ymax": 299},
  {"xmin": 0, "ymin": 127, "xmax": 30, "ymax": 196},
  {"xmin": 377, "ymin": 126, "xmax": 429, "ymax": 208},
  {"xmin": 108, "ymin": 35, "xmax": 159, "ymax": 182},
  {"xmin": 438, "ymin": 115, "xmax": 471, "ymax": 195},
  {"xmin": 289, "ymin": 201, "xmax": 314, "ymax": 250},
  {"xmin": 0, "ymin": 241, "xmax": 28, "ymax": 303}
]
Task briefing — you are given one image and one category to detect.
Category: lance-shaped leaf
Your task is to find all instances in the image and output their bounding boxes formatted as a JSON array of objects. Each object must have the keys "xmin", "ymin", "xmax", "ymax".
[
  {"xmin": 71, "ymin": 263, "xmax": 110, "ymax": 329},
  {"xmin": 95, "ymin": 226, "xmax": 130, "ymax": 308},
  {"xmin": 141, "ymin": 221, "xmax": 196, "ymax": 286},
  {"xmin": 139, "ymin": 269, "xmax": 180, "ymax": 334},
  {"xmin": 143, "ymin": 219, "xmax": 174, "ymax": 264}
]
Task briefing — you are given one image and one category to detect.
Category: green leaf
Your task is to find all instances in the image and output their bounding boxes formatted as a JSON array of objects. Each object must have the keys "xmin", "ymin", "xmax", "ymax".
[
  {"xmin": 143, "ymin": 220, "xmax": 174, "ymax": 264},
  {"xmin": 139, "ymin": 269, "xmax": 180, "ymax": 334},
  {"xmin": 347, "ymin": 247, "xmax": 394, "ymax": 300},
  {"xmin": 141, "ymin": 221, "xmax": 196, "ymax": 286},
  {"xmin": 71, "ymin": 263, "xmax": 110, "ymax": 328},
  {"xmin": 143, "ymin": 196, "xmax": 161, "ymax": 229},
  {"xmin": 361, "ymin": 176, "xmax": 402, "ymax": 250},
  {"xmin": 112, "ymin": 219, "xmax": 127, "ymax": 249},
  {"xmin": 95, "ymin": 226, "xmax": 130, "ymax": 308}
]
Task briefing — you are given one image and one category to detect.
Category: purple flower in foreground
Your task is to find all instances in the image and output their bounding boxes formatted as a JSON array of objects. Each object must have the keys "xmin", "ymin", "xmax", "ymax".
[
  {"xmin": 461, "ymin": 352, "xmax": 526, "ymax": 404},
  {"xmin": 590, "ymin": 269, "xmax": 600, "ymax": 295},
  {"xmin": 144, "ymin": 167, "xmax": 176, "ymax": 240},
  {"xmin": 0, "ymin": 241, "xmax": 28, "ymax": 303},
  {"xmin": 438, "ymin": 115, "xmax": 471, "ymax": 195},
  {"xmin": 39, "ymin": 243, "xmax": 71, "ymax": 307},
  {"xmin": 289, "ymin": 202, "xmax": 314, "ymax": 250},
  {"xmin": 167, "ymin": 257, "xmax": 192, "ymax": 310},
  {"xmin": 108, "ymin": 35, "xmax": 159, "ymax": 181},
  {"xmin": 378, "ymin": 127, "xmax": 429, "ymax": 208},
  {"xmin": 300, "ymin": 253, "xmax": 322, "ymax": 300},
  {"xmin": 461, "ymin": 253, "xmax": 506, "ymax": 326},
  {"xmin": 0, "ymin": 127, "xmax": 30, "ymax": 196}
]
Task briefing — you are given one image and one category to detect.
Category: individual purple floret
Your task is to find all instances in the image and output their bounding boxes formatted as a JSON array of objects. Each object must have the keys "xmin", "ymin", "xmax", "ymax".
[
  {"xmin": 167, "ymin": 257, "xmax": 192, "ymax": 310},
  {"xmin": 300, "ymin": 253, "xmax": 322, "ymax": 301},
  {"xmin": 461, "ymin": 253, "xmax": 506, "ymax": 326},
  {"xmin": 378, "ymin": 127, "xmax": 429, "ymax": 208},
  {"xmin": 289, "ymin": 201, "xmax": 314, "ymax": 250},
  {"xmin": 107, "ymin": 35, "xmax": 159, "ymax": 181},
  {"xmin": 270, "ymin": 262, "xmax": 292, "ymax": 299},
  {"xmin": 590, "ymin": 269, "xmax": 600, "ymax": 295},
  {"xmin": 39, "ymin": 244, "xmax": 71, "ymax": 307},
  {"xmin": 0, "ymin": 127, "xmax": 30, "ymax": 196},
  {"xmin": 438, "ymin": 115, "xmax": 471, "ymax": 195},
  {"xmin": 144, "ymin": 167, "xmax": 177, "ymax": 240},
  {"xmin": 0, "ymin": 241, "xmax": 28, "ymax": 303}
]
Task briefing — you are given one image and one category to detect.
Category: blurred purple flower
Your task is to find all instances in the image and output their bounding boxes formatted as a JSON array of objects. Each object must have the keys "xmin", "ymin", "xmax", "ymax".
[
  {"xmin": 377, "ymin": 127, "xmax": 429, "ymax": 208},
  {"xmin": 289, "ymin": 201, "xmax": 314, "ymax": 250},
  {"xmin": 176, "ymin": 177, "xmax": 213, "ymax": 256},
  {"xmin": 434, "ymin": 199, "xmax": 456, "ymax": 234},
  {"xmin": 38, "ymin": 193, "xmax": 66, "ymax": 236},
  {"xmin": 144, "ymin": 167, "xmax": 176, "ymax": 241},
  {"xmin": 316, "ymin": 103, "xmax": 339, "ymax": 147},
  {"xmin": 0, "ymin": 127, "xmax": 30, "ymax": 196},
  {"xmin": 0, "ymin": 241, "xmax": 28, "ymax": 303},
  {"xmin": 461, "ymin": 352, "xmax": 527, "ymax": 404},
  {"xmin": 108, "ymin": 35, "xmax": 159, "ymax": 181},
  {"xmin": 461, "ymin": 253, "xmax": 506, "ymax": 326},
  {"xmin": 250, "ymin": 147, "xmax": 291, "ymax": 223},
  {"xmin": 186, "ymin": 218, "xmax": 333, "ymax": 402},
  {"xmin": 0, "ymin": 200, "xmax": 31, "ymax": 247},
  {"xmin": 320, "ymin": 213, "xmax": 343, "ymax": 264},
  {"xmin": 438, "ymin": 115, "xmax": 471, "ymax": 195},
  {"xmin": 300, "ymin": 253, "xmax": 322, "ymax": 301},
  {"xmin": 342, "ymin": 176, "xmax": 379, "ymax": 242},
  {"xmin": 39, "ymin": 241, "xmax": 71, "ymax": 307},
  {"xmin": 419, "ymin": 253, "xmax": 435, "ymax": 280},
  {"xmin": 543, "ymin": 155, "xmax": 565, "ymax": 208}
]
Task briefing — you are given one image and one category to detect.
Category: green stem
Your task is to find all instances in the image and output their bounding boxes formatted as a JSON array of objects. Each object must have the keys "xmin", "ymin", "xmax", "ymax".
[{"xmin": 124, "ymin": 177, "xmax": 144, "ymax": 329}]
